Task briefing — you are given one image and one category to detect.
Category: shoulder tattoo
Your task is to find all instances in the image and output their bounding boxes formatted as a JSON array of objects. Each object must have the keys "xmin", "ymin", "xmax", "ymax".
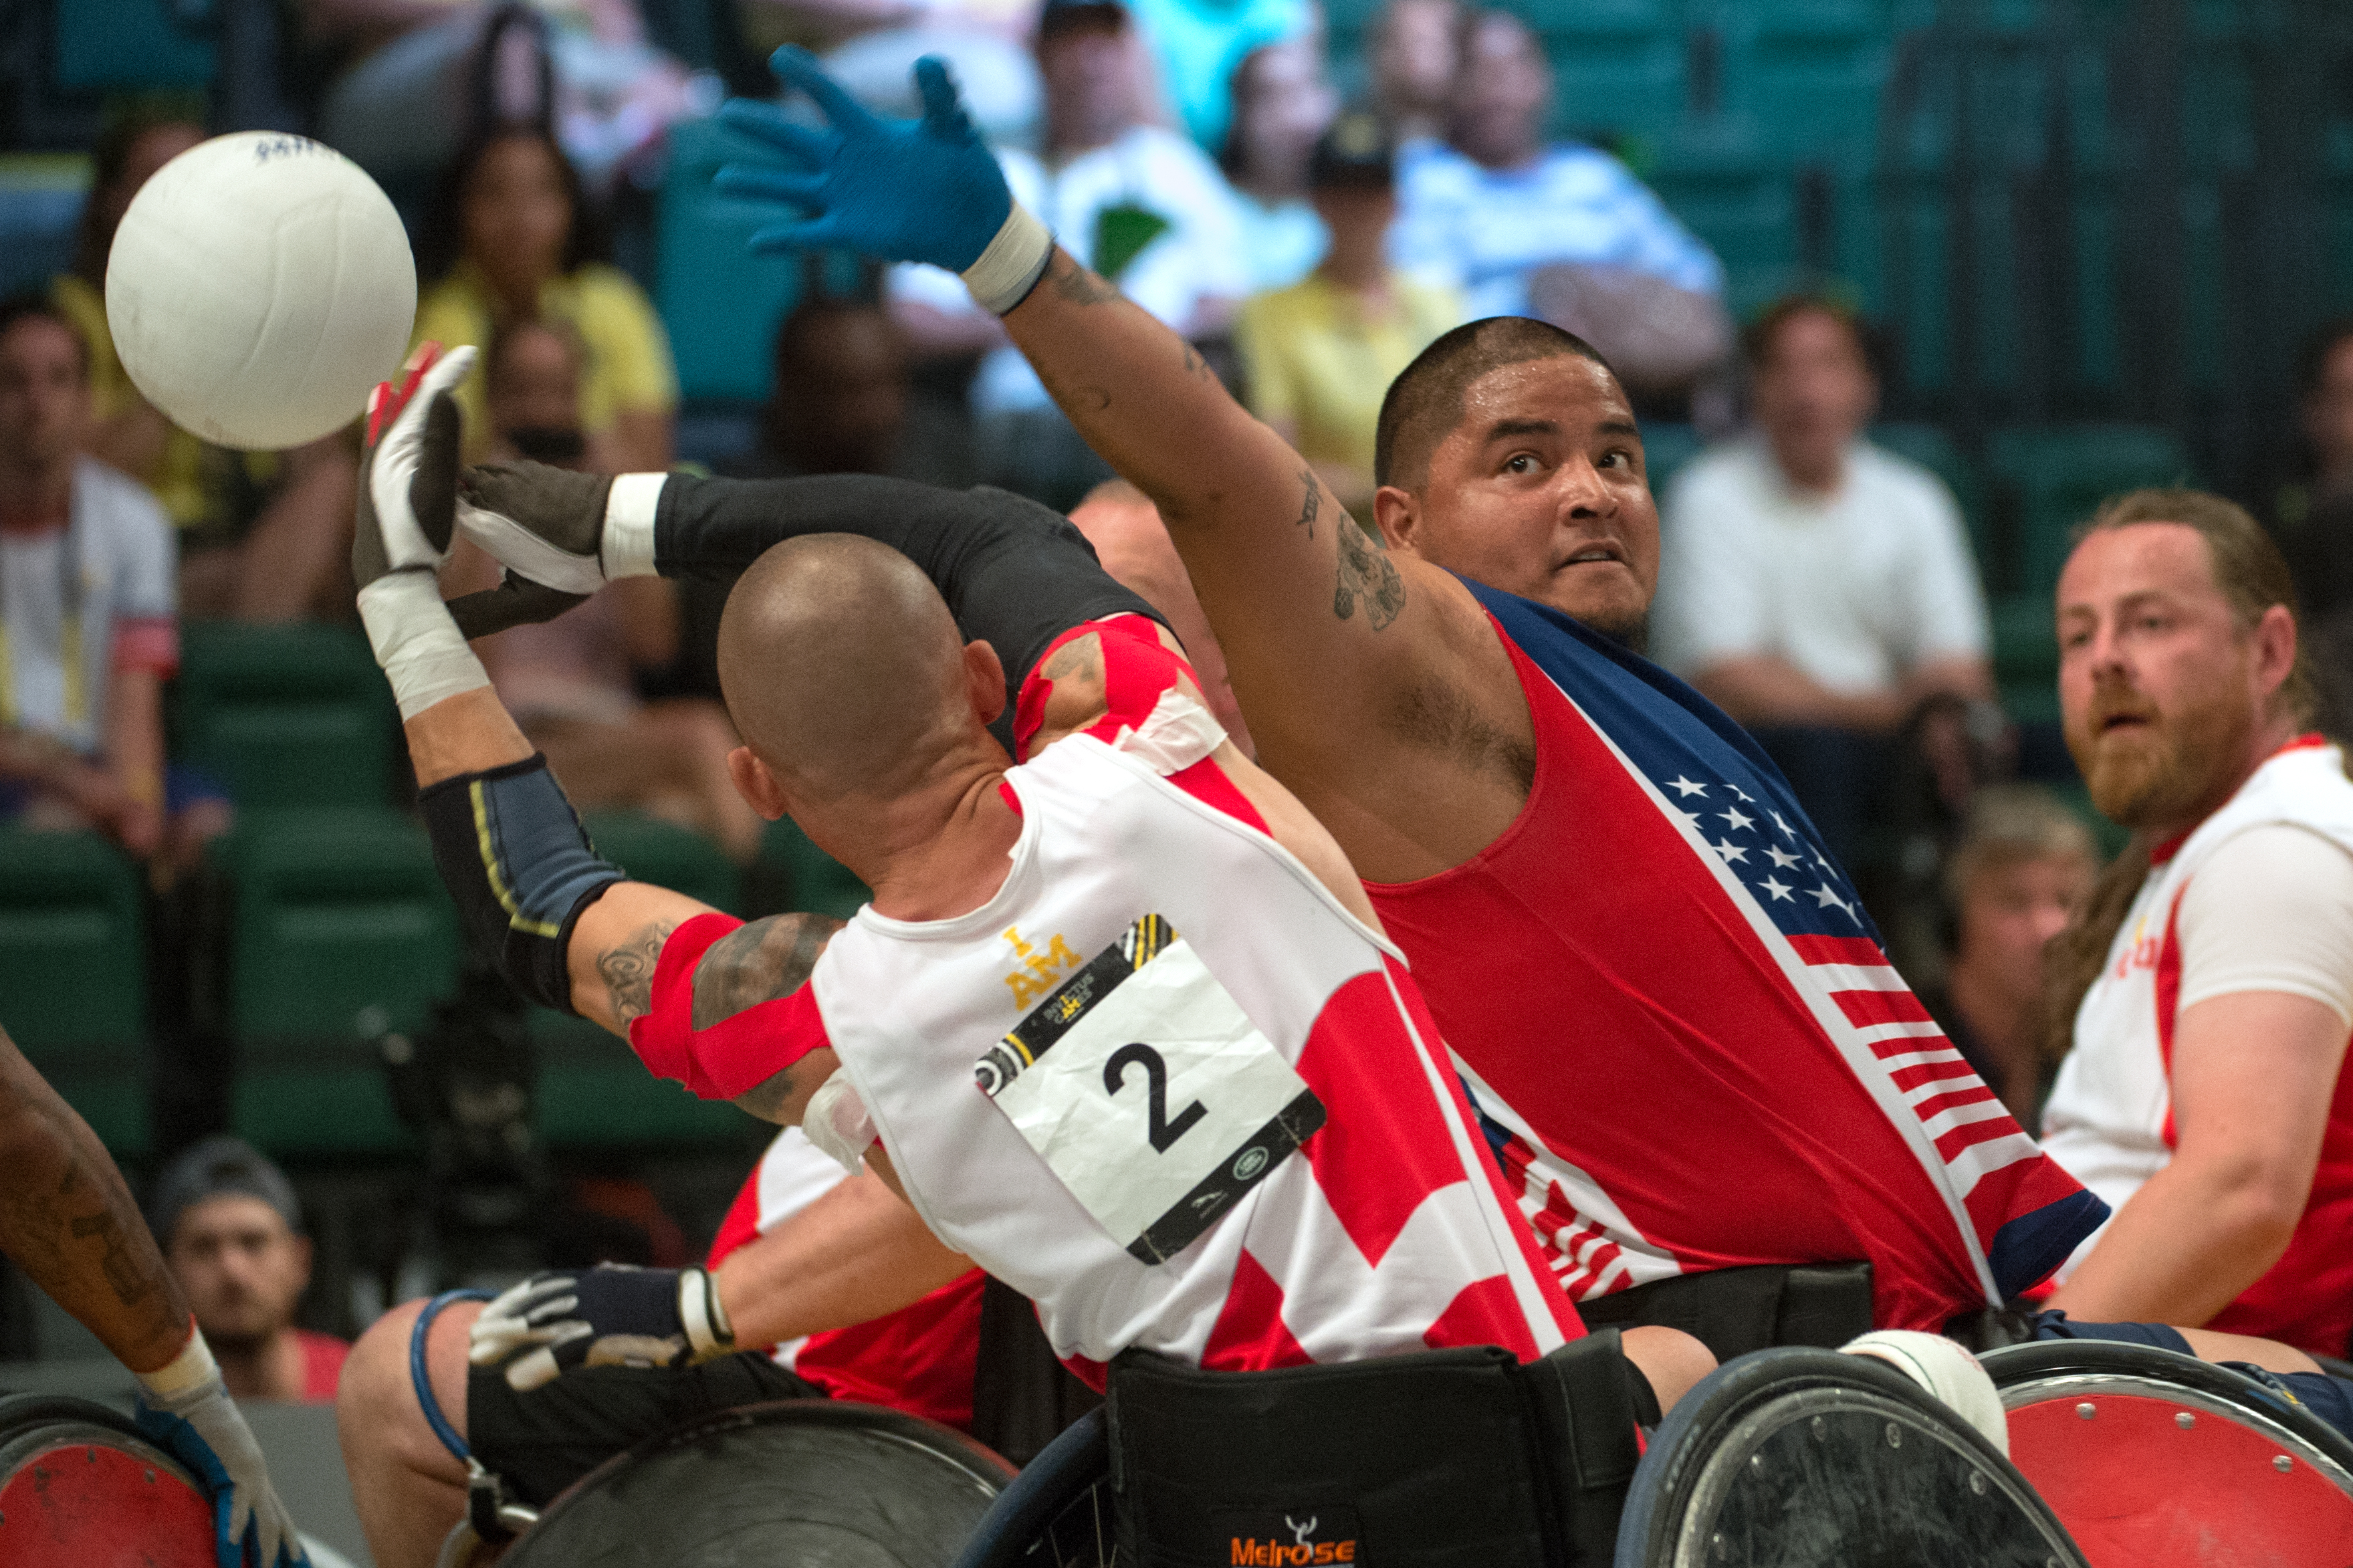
[
  {"xmin": 597, "ymin": 919, "xmax": 676, "ymax": 1024},
  {"xmin": 692, "ymin": 913, "xmax": 844, "ymax": 1030},
  {"xmin": 1333, "ymin": 514, "xmax": 1406, "ymax": 631},
  {"xmin": 1294, "ymin": 469, "xmax": 1320, "ymax": 540}
]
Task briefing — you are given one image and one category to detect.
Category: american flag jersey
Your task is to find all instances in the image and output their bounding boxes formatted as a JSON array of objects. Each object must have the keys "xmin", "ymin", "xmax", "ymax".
[{"xmin": 1365, "ymin": 580, "xmax": 2106, "ymax": 1331}]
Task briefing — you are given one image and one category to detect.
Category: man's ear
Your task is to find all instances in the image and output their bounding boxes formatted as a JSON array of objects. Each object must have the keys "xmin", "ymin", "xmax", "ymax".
[
  {"xmin": 966, "ymin": 639, "xmax": 1007, "ymax": 725},
  {"xmin": 2253, "ymin": 603, "xmax": 2299, "ymax": 709},
  {"xmin": 727, "ymin": 746, "xmax": 792, "ymax": 822},
  {"xmin": 1371, "ymin": 485, "xmax": 1420, "ymax": 556}
]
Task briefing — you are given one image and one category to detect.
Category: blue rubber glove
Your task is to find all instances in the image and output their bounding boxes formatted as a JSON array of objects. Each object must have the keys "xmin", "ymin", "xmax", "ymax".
[
  {"xmin": 134, "ymin": 1369, "xmax": 312, "ymax": 1568},
  {"xmin": 715, "ymin": 47, "xmax": 1013, "ymax": 271}
]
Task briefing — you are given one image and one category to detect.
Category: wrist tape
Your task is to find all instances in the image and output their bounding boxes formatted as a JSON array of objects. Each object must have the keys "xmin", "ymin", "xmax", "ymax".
[
  {"xmin": 136, "ymin": 1323, "xmax": 216, "ymax": 1401},
  {"xmin": 961, "ymin": 203, "xmax": 1054, "ymax": 315},
  {"xmin": 419, "ymin": 754, "xmax": 627, "ymax": 1013},
  {"xmin": 802, "ymin": 1069, "xmax": 879, "ymax": 1174},
  {"xmin": 603, "ymin": 472, "xmax": 666, "ymax": 578},
  {"xmin": 678, "ymin": 1267, "xmax": 734, "ymax": 1359},
  {"xmin": 359, "ymin": 570, "xmax": 490, "ymax": 721}
]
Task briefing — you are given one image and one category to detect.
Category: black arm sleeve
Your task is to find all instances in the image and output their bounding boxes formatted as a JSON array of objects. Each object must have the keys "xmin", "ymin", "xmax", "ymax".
[{"xmin": 655, "ymin": 475, "xmax": 1166, "ymax": 745}]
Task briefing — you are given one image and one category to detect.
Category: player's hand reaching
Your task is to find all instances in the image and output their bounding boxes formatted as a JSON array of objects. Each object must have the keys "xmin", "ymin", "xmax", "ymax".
[
  {"xmin": 351, "ymin": 343, "xmax": 471, "ymax": 592},
  {"xmin": 134, "ymin": 1363, "xmax": 312, "ymax": 1568},
  {"xmin": 445, "ymin": 460, "xmax": 610, "ymax": 639},
  {"xmin": 470, "ymin": 1264, "xmax": 736, "ymax": 1391}
]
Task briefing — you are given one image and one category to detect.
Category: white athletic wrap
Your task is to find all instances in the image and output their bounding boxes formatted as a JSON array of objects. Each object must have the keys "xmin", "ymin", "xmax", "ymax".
[
  {"xmin": 603, "ymin": 472, "xmax": 667, "ymax": 579},
  {"xmin": 802, "ymin": 1069, "xmax": 879, "ymax": 1174},
  {"xmin": 358, "ymin": 571, "xmax": 491, "ymax": 721},
  {"xmin": 677, "ymin": 1266, "xmax": 735, "ymax": 1359},
  {"xmin": 961, "ymin": 202, "xmax": 1054, "ymax": 316},
  {"xmin": 135, "ymin": 1323, "xmax": 217, "ymax": 1399},
  {"xmin": 1841, "ymin": 1329, "xmax": 2009, "ymax": 1456}
]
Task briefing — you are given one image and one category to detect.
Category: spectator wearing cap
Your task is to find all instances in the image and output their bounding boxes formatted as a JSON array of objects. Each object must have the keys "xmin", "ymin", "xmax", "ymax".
[
  {"xmin": 1652, "ymin": 296, "xmax": 1995, "ymax": 872},
  {"xmin": 151, "ymin": 1137, "xmax": 346, "ymax": 1402},
  {"xmin": 1233, "ymin": 112, "xmax": 1461, "ymax": 516},
  {"xmin": 889, "ymin": 0, "xmax": 1247, "ymax": 508},
  {"xmin": 1219, "ymin": 37, "xmax": 1338, "ymax": 294}
]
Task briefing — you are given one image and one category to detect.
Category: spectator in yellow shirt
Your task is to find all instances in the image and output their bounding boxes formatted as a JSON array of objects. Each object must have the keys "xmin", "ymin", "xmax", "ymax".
[
  {"xmin": 1233, "ymin": 110, "xmax": 1459, "ymax": 517},
  {"xmin": 411, "ymin": 125, "xmax": 677, "ymax": 472},
  {"xmin": 53, "ymin": 107, "xmax": 361, "ymax": 622}
]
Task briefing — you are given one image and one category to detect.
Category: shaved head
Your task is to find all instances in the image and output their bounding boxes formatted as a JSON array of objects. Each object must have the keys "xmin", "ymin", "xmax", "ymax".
[{"xmin": 717, "ymin": 534, "xmax": 979, "ymax": 801}]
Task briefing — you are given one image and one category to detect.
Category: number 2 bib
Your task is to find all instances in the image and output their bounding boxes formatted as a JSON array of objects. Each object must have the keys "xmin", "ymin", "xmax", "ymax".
[{"xmin": 976, "ymin": 915, "xmax": 1327, "ymax": 1262}]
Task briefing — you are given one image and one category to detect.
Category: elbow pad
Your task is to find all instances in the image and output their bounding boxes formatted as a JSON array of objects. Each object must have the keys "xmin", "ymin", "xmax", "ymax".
[{"xmin": 419, "ymin": 754, "xmax": 627, "ymax": 1012}]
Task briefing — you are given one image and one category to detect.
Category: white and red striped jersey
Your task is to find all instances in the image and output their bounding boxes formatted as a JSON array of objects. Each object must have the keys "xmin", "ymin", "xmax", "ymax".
[
  {"xmin": 1370, "ymin": 581, "xmax": 2105, "ymax": 1331},
  {"xmin": 704, "ymin": 1128, "xmax": 986, "ymax": 1431},
  {"xmin": 2043, "ymin": 737, "xmax": 2353, "ymax": 1353},
  {"xmin": 637, "ymin": 617, "xmax": 1579, "ymax": 1383}
]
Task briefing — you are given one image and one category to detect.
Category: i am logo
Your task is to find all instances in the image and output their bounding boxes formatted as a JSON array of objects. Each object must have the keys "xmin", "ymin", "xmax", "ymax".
[{"xmin": 1003, "ymin": 925, "xmax": 1081, "ymax": 1008}]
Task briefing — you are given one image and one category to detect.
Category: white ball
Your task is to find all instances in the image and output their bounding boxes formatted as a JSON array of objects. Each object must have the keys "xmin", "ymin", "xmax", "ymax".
[{"xmin": 105, "ymin": 132, "xmax": 417, "ymax": 452}]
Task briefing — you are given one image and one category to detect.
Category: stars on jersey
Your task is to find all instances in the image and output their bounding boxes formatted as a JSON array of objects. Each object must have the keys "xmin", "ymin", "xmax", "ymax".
[{"xmin": 1653, "ymin": 765, "xmax": 1858, "ymax": 927}]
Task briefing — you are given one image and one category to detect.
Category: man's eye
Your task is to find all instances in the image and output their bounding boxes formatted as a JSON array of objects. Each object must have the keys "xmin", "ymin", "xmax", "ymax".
[{"xmin": 1503, "ymin": 453, "xmax": 1539, "ymax": 474}]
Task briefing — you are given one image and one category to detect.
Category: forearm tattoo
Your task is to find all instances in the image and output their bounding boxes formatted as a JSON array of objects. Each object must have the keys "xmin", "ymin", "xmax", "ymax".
[
  {"xmin": 70, "ymin": 1210, "xmax": 150, "ymax": 1309},
  {"xmin": 693, "ymin": 913, "xmax": 844, "ymax": 1030},
  {"xmin": 1053, "ymin": 257, "xmax": 1123, "ymax": 307},
  {"xmin": 1294, "ymin": 470, "xmax": 1320, "ymax": 540},
  {"xmin": 1333, "ymin": 515, "xmax": 1406, "ymax": 631},
  {"xmin": 597, "ymin": 919, "xmax": 677, "ymax": 1024}
]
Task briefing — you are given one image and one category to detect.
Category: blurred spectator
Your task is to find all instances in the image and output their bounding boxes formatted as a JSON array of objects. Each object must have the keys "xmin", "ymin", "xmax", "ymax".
[
  {"xmin": 0, "ymin": 298, "xmax": 227, "ymax": 879},
  {"xmin": 729, "ymin": 287, "xmax": 966, "ymax": 485},
  {"xmin": 1370, "ymin": 0, "xmax": 1456, "ymax": 143},
  {"xmin": 53, "ymin": 109, "xmax": 361, "ymax": 622},
  {"xmin": 448, "ymin": 319, "xmax": 763, "ymax": 860},
  {"xmin": 1122, "ymin": 0, "xmax": 1314, "ymax": 151},
  {"xmin": 413, "ymin": 125, "xmax": 677, "ymax": 472},
  {"xmin": 1916, "ymin": 787, "xmax": 2097, "ymax": 1127},
  {"xmin": 1234, "ymin": 112, "xmax": 1460, "ymax": 516},
  {"xmin": 151, "ymin": 1137, "xmax": 347, "ymax": 1402},
  {"xmin": 1389, "ymin": 10, "xmax": 1727, "ymax": 399},
  {"xmin": 889, "ymin": 0, "xmax": 1245, "ymax": 508},
  {"xmin": 1068, "ymin": 479, "xmax": 1251, "ymax": 756},
  {"xmin": 1219, "ymin": 39, "xmax": 1338, "ymax": 293},
  {"xmin": 2275, "ymin": 320, "xmax": 2353, "ymax": 625},
  {"xmin": 1653, "ymin": 296, "xmax": 1993, "ymax": 871},
  {"xmin": 306, "ymin": 0, "xmax": 705, "ymax": 193}
]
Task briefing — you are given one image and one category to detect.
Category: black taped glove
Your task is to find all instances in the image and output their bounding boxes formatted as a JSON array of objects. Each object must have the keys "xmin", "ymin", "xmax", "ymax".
[{"xmin": 469, "ymin": 1264, "xmax": 736, "ymax": 1391}]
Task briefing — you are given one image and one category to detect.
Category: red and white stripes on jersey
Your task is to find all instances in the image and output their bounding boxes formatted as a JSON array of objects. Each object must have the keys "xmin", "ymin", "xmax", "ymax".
[{"xmin": 635, "ymin": 617, "xmax": 1579, "ymax": 1383}]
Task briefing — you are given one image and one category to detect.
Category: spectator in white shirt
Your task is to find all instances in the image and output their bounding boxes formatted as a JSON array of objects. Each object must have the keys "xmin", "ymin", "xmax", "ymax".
[
  {"xmin": 1653, "ymin": 296, "xmax": 1995, "ymax": 867},
  {"xmin": 889, "ymin": 0, "xmax": 1248, "ymax": 507},
  {"xmin": 1389, "ymin": 7, "xmax": 1725, "ymax": 401}
]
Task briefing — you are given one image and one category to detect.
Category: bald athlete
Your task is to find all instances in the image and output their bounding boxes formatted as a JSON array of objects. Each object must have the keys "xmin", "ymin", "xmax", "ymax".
[{"xmin": 349, "ymin": 348, "xmax": 1716, "ymax": 1540}]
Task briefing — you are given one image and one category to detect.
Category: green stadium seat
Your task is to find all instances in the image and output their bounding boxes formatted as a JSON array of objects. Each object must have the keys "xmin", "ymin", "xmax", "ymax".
[
  {"xmin": 532, "ymin": 1010, "xmax": 768, "ymax": 1149},
  {"xmin": 1987, "ymin": 591, "xmax": 2060, "ymax": 727},
  {"xmin": 171, "ymin": 622, "xmax": 397, "ymax": 813},
  {"xmin": 743, "ymin": 816, "xmax": 869, "ymax": 922},
  {"xmin": 1639, "ymin": 421, "xmax": 1705, "ymax": 498},
  {"xmin": 0, "ymin": 829, "xmax": 147, "ymax": 1149},
  {"xmin": 217, "ymin": 808, "xmax": 460, "ymax": 1155},
  {"xmin": 1646, "ymin": 152, "xmax": 1801, "ymax": 315},
  {"xmin": 1546, "ymin": 3, "xmax": 1686, "ymax": 143},
  {"xmin": 53, "ymin": 0, "xmax": 213, "ymax": 90},
  {"xmin": 580, "ymin": 810, "xmax": 742, "ymax": 916},
  {"xmin": 1986, "ymin": 425, "xmax": 2193, "ymax": 598}
]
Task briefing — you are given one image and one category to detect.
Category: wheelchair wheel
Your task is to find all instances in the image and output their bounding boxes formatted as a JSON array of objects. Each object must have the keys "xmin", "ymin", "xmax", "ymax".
[
  {"xmin": 951, "ymin": 1406, "xmax": 1113, "ymax": 1568},
  {"xmin": 0, "ymin": 1393, "xmax": 213, "ymax": 1567},
  {"xmin": 1613, "ymin": 1348, "xmax": 2086, "ymax": 1568},
  {"xmin": 1983, "ymin": 1339, "xmax": 2353, "ymax": 1568},
  {"xmin": 499, "ymin": 1399, "xmax": 1016, "ymax": 1567}
]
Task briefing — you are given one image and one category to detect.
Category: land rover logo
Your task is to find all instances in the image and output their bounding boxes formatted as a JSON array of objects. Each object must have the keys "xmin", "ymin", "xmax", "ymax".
[{"xmin": 1232, "ymin": 1146, "xmax": 1269, "ymax": 1181}]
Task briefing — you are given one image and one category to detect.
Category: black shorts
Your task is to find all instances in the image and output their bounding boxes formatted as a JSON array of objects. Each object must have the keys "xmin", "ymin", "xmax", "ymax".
[{"xmin": 469, "ymin": 1351, "xmax": 820, "ymax": 1506}]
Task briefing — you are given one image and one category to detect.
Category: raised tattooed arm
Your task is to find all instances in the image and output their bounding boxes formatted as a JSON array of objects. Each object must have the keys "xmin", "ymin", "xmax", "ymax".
[
  {"xmin": 0, "ymin": 1029, "xmax": 192, "ymax": 1373},
  {"xmin": 1000, "ymin": 250, "xmax": 1460, "ymax": 775}
]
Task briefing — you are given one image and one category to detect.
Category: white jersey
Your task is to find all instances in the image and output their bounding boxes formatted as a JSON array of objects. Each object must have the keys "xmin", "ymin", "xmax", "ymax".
[
  {"xmin": 813, "ymin": 701, "xmax": 1573, "ymax": 1377},
  {"xmin": 2043, "ymin": 738, "xmax": 2353, "ymax": 1347}
]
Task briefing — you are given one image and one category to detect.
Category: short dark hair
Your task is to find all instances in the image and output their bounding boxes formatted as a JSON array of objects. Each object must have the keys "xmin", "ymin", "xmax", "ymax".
[
  {"xmin": 0, "ymin": 294, "xmax": 90, "ymax": 380},
  {"xmin": 1373, "ymin": 316, "xmax": 1611, "ymax": 490},
  {"xmin": 1741, "ymin": 294, "xmax": 1882, "ymax": 378}
]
